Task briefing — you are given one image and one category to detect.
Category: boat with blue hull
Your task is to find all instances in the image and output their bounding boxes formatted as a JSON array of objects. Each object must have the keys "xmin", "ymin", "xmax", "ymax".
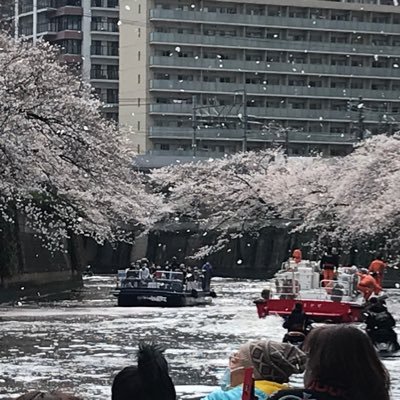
[{"xmin": 114, "ymin": 269, "xmax": 215, "ymax": 307}]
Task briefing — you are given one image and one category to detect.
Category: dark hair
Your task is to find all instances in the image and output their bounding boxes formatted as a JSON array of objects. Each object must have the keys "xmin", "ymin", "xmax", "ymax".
[
  {"xmin": 112, "ymin": 342, "xmax": 176, "ymax": 400},
  {"xmin": 294, "ymin": 303, "xmax": 303, "ymax": 311},
  {"xmin": 303, "ymin": 325, "xmax": 390, "ymax": 400},
  {"xmin": 16, "ymin": 392, "xmax": 82, "ymax": 400}
]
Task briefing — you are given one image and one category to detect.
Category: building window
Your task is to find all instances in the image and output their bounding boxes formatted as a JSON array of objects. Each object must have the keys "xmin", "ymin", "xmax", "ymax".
[
  {"xmin": 138, "ymin": 51, "xmax": 141, "ymax": 61},
  {"xmin": 138, "ymin": 74, "xmax": 141, "ymax": 84},
  {"xmin": 160, "ymin": 144, "xmax": 170, "ymax": 150},
  {"xmin": 138, "ymin": 121, "xmax": 141, "ymax": 130}
]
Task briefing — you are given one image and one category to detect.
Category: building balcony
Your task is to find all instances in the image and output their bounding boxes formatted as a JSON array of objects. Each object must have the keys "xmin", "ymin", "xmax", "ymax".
[
  {"xmin": 90, "ymin": 70, "xmax": 119, "ymax": 80},
  {"xmin": 149, "ymin": 9, "xmax": 400, "ymax": 36},
  {"xmin": 148, "ymin": 126, "xmax": 355, "ymax": 144},
  {"xmin": 150, "ymin": 32, "xmax": 399, "ymax": 58},
  {"xmin": 37, "ymin": 0, "xmax": 57, "ymax": 12},
  {"xmin": 150, "ymin": 56, "xmax": 400, "ymax": 80},
  {"xmin": 149, "ymin": 103, "xmax": 384, "ymax": 123},
  {"xmin": 91, "ymin": 22, "xmax": 118, "ymax": 33},
  {"xmin": 91, "ymin": 45, "xmax": 119, "ymax": 57},
  {"xmin": 149, "ymin": 80, "xmax": 400, "ymax": 101},
  {"xmin": 37, "ymin": 22, "xmax": 58, "ymax": 35},
  {"xmin": 91, "ymin": 0, "xmax": 118, "ymax": 9}
]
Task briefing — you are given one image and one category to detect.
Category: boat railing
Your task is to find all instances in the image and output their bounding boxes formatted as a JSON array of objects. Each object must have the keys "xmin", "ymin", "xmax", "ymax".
[{"xmin": 274, "ymin": 278, "xmax": 357, "ymax": 302}]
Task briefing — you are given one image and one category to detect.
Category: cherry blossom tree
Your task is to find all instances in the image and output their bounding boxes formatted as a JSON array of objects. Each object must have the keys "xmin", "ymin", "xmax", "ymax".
[
  {"xmin": 0, "ymin": 34, "xmax": 166, "ymax": 250},
  {"xmin": 151, "ymin": 135, "xmax": 400, "ymax": 258},
  {"xmin": 299, "ymin": 135, "xmax": 400, "ymax": 252}
]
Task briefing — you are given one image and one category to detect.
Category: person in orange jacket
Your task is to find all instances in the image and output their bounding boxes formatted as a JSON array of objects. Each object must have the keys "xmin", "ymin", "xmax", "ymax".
[
  {"xmin": 357, "ymin": 270, "xmax": 382, "ymax": 301},
  {"xmin": 292, "ymin": 249, "xmax": 302, "ymax": 264},
  {"xmin": 368, "ymin": 255, "xmax": 387, "ymax": 287}
]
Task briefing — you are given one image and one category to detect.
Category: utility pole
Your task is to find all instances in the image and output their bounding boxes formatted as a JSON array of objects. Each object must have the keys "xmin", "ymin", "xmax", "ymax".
[
  {"xmin": 192, "ymin": 95, "xmax": 197, "ymax": 156},
  {"xmin": 242, "ymin": 88, "xmax": 248, "ymax": 152},
  {"xmin": 357, "ymin": 96, "xmax": 365, "ymax": 141},
  {"xmin": 284, "ymin": 129, "xmax": 290, "ymax": 157}
]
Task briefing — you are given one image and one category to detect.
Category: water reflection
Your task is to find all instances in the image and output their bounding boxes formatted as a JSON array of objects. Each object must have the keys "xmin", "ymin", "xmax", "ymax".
[{"xmin": 0, "ymin": 276, "xmax": 399, "ymax": 399}]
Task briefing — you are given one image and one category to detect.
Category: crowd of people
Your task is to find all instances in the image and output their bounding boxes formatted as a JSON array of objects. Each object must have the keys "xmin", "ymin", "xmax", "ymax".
[
  {"xmin": 125, "ymin": 257, "xmax": 213, "ymax": 292},
  {"xmin": 287, "ymin": 247, "xmax": 388, "ymax": 302},
  {"xmin": 18, "ymin": 325, "xmax": 391, "ymax": 400}
]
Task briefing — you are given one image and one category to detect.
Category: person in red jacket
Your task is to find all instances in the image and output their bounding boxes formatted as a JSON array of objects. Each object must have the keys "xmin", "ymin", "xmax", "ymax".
[
  {"xmin": 357, "ymin": 270, "xmax": 382, "ymax": 301},
  {"xmin": 292, "ymin": 248, "xmax": 302, "ymax": 264},
  {"xmin": 368, "ymin": 255, "xmax": 387, "ymax": 287}
]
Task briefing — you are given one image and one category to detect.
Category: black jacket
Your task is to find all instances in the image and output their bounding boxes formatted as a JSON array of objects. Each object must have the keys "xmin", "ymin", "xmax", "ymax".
[
  {"xmin": 320, "ymin": 254, "xmax": 339, "ymax": 270},
  {"xmin": 283, "ymin": 310, "xmax": 311, "ymax": 333},
  {"xmin": 364, "ymin": 304, "xmax": 396, "ymax": 331}
]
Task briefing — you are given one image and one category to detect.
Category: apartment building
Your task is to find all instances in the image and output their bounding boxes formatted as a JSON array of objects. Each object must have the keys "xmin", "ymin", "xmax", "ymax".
[
  {"xmin": 6, "ymin": 0, "xmax": 119, "ymax": 121},
  {"xmin": 120, "ymin": 0, "xmax": 400, "ymax": 156}
]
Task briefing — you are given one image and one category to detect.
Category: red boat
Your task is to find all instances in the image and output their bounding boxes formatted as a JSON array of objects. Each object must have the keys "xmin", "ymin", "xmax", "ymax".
[
  {"xmin": 255, "ymin": 260, "xmax": 366, "ymax": 323},
  {"xmin": 255, "ymin": 297, "xmax": 364, "ymax": 323}
]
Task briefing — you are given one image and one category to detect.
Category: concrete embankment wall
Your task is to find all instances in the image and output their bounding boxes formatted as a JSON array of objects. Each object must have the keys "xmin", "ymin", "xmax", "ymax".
[
  {"xmin": 0, "ymin": 215, "xmax": 79, "ymax": 290},
  {"xmin": 3, "ymin": 216, "xmax": 400, "ymax": 289}
]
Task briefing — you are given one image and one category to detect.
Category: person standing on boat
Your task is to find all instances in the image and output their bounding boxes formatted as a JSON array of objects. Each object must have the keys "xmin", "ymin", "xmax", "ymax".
[
  {"xmin": 368, "ymin": 255, "xmax": 387, "ymax": 287},
  {"xmin": 357, "ymin": 270, "xmax": 381, "ymax": 301},
  {"xmin": 292, "ymin": 248, "xmax": 302, "ymax": 264},
  {"xmin": 170, "ymin": 256, "xmax": 180, "ymax": 270},
  {"xmin": 138, "ymin": 264, "xmax": 151, "ymax": 282},
  {"xmin": 320, "ymin": 247, "xmax": 339, "ymax": 287},
  {"xmin": 202, "ymin": 261, "xmax": 213, "ymax": 292}
]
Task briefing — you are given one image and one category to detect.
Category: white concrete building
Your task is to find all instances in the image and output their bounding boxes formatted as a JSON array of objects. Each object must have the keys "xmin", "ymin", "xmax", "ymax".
[{"xmin": 119, "ymin": 0, "xmax": 400, "ymax": 156}]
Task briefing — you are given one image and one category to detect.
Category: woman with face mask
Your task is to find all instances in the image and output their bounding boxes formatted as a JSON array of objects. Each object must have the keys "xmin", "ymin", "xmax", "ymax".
[{"xmin": 202, "ymin": 340, "xmax": 307, "ymax": 400}]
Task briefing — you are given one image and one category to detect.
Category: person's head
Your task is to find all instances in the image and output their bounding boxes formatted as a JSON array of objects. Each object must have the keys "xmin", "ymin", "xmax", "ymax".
[
  {"xmin": 294, "ymin": 303, "xmax": 303, "ymax": 312},
  {"xmin": 331, "ymin": 247, "xmax": 338, "ymax": 255},
  {"xmin": 326, "ymin": 246, "xmax": 332, "ymax": 254},
  {"xmin": 303, "ymin": 325, "xmax": 390, "ymax": 400},
  {"xmin": 222, "ymin": 340, "xmax": 306, "ymax": 389},
  {"xmin": 112, "ymin": 343, "xmax": 176, "ymax": 400},
  {"xmin": 350, "ymin": 265, "xmax": 358, "ymax": 274},
  {"xmin": 16, "ymin": 392, "xmax": 82, "ymax": 400}
]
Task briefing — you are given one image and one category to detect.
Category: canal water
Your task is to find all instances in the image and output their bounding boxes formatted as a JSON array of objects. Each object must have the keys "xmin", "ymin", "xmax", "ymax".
[{"xmin": 0, "ymin": 276, "xmax": 400, "ymax": 399}]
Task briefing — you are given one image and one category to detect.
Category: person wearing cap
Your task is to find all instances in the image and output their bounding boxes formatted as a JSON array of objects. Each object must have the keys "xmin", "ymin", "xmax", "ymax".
[
  {"xmin": 357, "ymin": 269, "xmax": 381, "ymax": 301},
  {"xmin": 202, "ymin": 340, "xmax": 306, "ymax": 400}
]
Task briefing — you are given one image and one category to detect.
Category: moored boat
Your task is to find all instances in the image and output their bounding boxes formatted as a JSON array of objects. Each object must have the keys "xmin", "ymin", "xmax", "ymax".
[{"xmin": 114, "ymin": 269, "xmax": 215, "ymax": 307}]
